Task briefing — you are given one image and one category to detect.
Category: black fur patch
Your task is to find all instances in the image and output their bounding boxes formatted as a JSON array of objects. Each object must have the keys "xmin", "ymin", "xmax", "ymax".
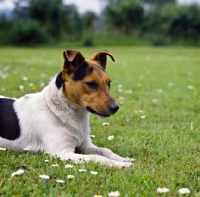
[
  {"xmin": 56, "ymin": 72, "xmax": 63, "ymax": 89},
  {"xmin": 73, "ymin": 63, "xmax": 94, "ymax": 81},
  {"xmin": 0, "ymin": 98, "xmax": 21, "ymax": 140}
]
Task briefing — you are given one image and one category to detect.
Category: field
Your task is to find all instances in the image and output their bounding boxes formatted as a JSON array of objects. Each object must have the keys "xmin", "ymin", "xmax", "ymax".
[{"xmin": 0, "ymin": 47, "xmax": 200, "ymax": 197}]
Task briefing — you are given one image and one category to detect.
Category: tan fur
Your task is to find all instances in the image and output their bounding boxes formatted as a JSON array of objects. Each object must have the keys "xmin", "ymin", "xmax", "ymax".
[{"xmin": 62, "ymin": 50, "xmax": 117, "ymax": 117}]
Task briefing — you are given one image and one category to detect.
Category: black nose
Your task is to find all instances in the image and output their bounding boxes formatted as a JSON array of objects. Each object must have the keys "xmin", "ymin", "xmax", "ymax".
[{"xmin": 109, "ymin": 103, "xmax": 119, "ymax": 114}]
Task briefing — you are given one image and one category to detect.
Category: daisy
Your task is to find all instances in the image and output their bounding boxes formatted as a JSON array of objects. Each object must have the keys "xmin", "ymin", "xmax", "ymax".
[
  {"xmin": 141, "ymin": 116, "xmax": 146, "ymax": 119},
  {"xmin": 168, "ymin": 82, "xmax": 173, "ymax": 87},
  {"xmin": 152, "ymin": 99, "xmax": 157, "ymax": 103},
  {"xmin": 119, "ymin": 96, "xmax": 124, "ymax": 101},
  {"xmin": 102, "ymin": 122, "xmax": 110, "ymax": 126},
  {"xmin": 39, "ymin": 174, "xmax": 50, "ymax": 179},
  {"xmin": 79, "ymin": 169, "xmax": 87, "ymax": 172},
  {"xmin": 108, "ymin": 191, "xmax": 120, "ymax": 197},
  {"xmin": 156, "ymin": 187, "xmax": 170, "ymax": 193},
  {"xmin": 0, "ymin": 147, "xmax": 6, "ymax": 151},
  {"xmin": 90, "ymin": 135, "xmax": 95, "ymax": 138},
  {"xmin": 67, "ymin": 175, "xmax": 74, "ymax": 179},
  {"xmin": 90, "ymin": 171, "xmax": 98, "ymax": 175},
  {"xmin": 108, "ymin": 135, "xmax": 114, "ymax": 140},
  {"xmin": 23, "ymin": 146, "xmax": 32, "ymax": 151},
  {"xmin": 187, "ymin": 85, "xmax": 193, "ymax": 90},
  {"xmin": 22, "ymin": 76, "xmax": 28, "ymax": 81},
  {"xmin": 11, "ymin": 169, "xmax": 24, "ymax": 177},
  {"xmin": 56, "ymin": 179, "xmax": 65, "ymax": 183},
  {"xmin": 19, "ymin": 85, "xmax": 24, "ymax": 90},
  {"xmin": 44, "ymin": 160, "xmax": 49, "ymax": 162},
  {"xmin": 125, "ymin": 89, "xmax": 132, "ymax": 93},
  {"xmin": 52, "ymin": 164, "xmax": 59, "ymax": 167},
  {"xmin": 94, "ymin": 195, "xmax": 102, "ymax": 197},
  {"xmin": 40, "ymin": 82, "xmax": 45, "ymax": 87},
  {"xmin": 85, "ymin": 155, "xmax": 92, "ymax": 161},
  {"xmin": 178, "ymin": 188, "xmax": 191, "ymax": 195},
  {"xmin": 65, "ymin": 164, "xmax": 73, "ymax": 168}
]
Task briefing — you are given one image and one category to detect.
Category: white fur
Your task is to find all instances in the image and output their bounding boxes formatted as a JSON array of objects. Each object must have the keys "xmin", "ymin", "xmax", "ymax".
[{"xmin": 0, "ymin": 75, "xmax": 134, "ymax": 168}]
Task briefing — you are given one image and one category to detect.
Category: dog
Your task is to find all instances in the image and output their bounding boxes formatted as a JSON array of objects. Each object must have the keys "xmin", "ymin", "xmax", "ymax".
[{"xmin": 0, "ymin": 50, "xmax": 134, "ymax": 168}]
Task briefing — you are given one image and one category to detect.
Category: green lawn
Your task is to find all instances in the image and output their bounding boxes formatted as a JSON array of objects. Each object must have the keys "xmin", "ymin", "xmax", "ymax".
[{"xmin": 0, "ymin": 47, "xmax": 200, "ymax": 197}]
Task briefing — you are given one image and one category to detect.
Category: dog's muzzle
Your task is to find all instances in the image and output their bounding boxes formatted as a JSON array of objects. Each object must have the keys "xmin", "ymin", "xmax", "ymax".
[{"xmin": 86, "ymin": 103, "xmax": 119, "ymax": 118}]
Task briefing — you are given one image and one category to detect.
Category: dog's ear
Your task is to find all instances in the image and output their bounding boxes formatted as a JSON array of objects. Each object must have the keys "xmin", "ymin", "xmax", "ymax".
[
  {"xmin": 89, "ymin": 50, "xmax": 115, "ymax": 70},
  {"xmin": 63, "ymin": 50, "xmax": 85, "ymax": 74}
]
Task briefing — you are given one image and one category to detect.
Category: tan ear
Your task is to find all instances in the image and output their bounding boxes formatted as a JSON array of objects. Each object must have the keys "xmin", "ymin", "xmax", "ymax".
[
  {"xmin": 63, "ymin": 50, "xmax": 85, "ymax": 74},
  {"xmin": 89, "ymin": 50, "xmax": 115, "ymax": 69},
  {"xmin": 63, "ymin": 50, "xmax": 85, "ymax": 63}
]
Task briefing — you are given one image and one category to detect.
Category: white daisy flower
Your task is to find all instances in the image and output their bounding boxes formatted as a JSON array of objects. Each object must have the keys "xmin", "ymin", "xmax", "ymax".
[
  {"xmin": 108, "ymin": 191, "xmax": 120, "ymax": 197},
  {"xmin": 90, "ymin": 171, "xmax": 98, "ymax": 175},
  {"xmin": 119, "ymin": 96, "xmax": 124, "ymax": 101},
  {"xmin": 178, "ymin": 188, "xmax": 191, "ymax": 194},
  {"xmin": 23, "ymin": 146, "xmax": 32, "ymax": 151},
  {"xmin": 187, "ymin": 85, "xmax": 193, "ymax": 90},
  {"xmin": 29, "ymin": 83, "xmax": 34, "ymax": 86},
  {"xmin": 156, "ymin": 89, "xmax": 163, "ymax": 93},
  {"xmin": 168, "ymin": 82, "xmax": 173, "ymax": 87},
  {"xmin": 90, "ymin": 135, "xmax": 95, "ymax": 138},
  {"xmin": 152, "ymin": 99, "xmax": 157, "ymax": 103},
  {"xmin": 67, "ymin": 175, "xmax": 74, "ymax": 179},
  {"xmin": 65, "ymin": 164, "xmax": 73, "ymax": 168},
  {"xmin": 141, "ymin": 116, "xmax": 146, "ymax": 119},
  {"xmin": 108, "ymin": 135, "xmax": 114, "ymax": 140},
  {"xmin": 85, "ymin": 155, "xmax": 92, "ymax": 161},
  {"xmin": 11, "ymin": 169, "xmax": 24, "ymax": 177},
  {"xmin": 79, "ymin": 169, "xmax": 87, "ymax": 172},
  {"xmin": 40, "ymin": 82, "xmax": 45, "ymax": 87},
  {"xmin": 52, "ymin": 164, "xmax": 59, "ymax": 167},
  {"xmin": 56, "ymin": 179, "xmax": 65, "ymax": 183},
  {"xmin": 44, "ymin": 160, "xmax": 49, "ymax": 162},
  {"xmin": 22, "ymin": 76, "xmax": 28, "ymax": 81},
  {"xmin": 19, "ymin": 85, "xmax": 24, "ymax": 90},
  {"xmin": 156, "ymin": 187, "xmax": 170, "ymax": 193},
  {"xmin": 125, "ymin": 89, "xmax": 132, "ymax": 94},
  {"xmin": 102, "ymin": 122, "xmax": 110, "ymax": 126},
  {"xmin": 0, "ymin": 147, "xmax": 6, "ymax": 151},
  {"xmin": 39, "ymin": 174, "xmax": 50, "ymax": 179}
]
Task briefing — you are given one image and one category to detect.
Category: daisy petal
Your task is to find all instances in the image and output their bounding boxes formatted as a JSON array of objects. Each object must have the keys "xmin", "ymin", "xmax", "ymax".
[{"xmin": 11, "ymin": 169, "xmax": 24, "ymax": 177}]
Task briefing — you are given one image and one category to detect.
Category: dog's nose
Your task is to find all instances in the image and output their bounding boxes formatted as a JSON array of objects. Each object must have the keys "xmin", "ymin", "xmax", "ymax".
[{"xmin": 109, "ymin": 103, "xmax": 119, "ymax": 114}]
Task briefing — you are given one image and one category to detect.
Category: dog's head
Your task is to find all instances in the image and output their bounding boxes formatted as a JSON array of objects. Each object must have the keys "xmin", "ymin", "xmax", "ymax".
[{"xmin": 60, "ymin": 50, "xmax": 119, "ymax": 118}]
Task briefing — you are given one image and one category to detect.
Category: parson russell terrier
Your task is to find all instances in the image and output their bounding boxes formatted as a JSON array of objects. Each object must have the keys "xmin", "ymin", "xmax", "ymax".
[{"xmin": 0, "ymin": 50, "xmax": 134, "ymax": 168}]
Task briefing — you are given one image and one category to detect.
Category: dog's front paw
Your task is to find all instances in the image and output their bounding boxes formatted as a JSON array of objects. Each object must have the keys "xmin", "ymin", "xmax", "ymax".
[
  {"xmin": 123, "ymin": 157, "xmax": 136, "ymax": 163},
  {"xmin": 118, "ymin": 162, "xmax": 133, "ymax": 169}
]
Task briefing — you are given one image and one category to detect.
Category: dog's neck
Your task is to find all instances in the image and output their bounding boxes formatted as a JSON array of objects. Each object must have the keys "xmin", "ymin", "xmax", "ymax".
[{"xmin": 43, "ymin": 74, "xmax": 89, "ymax": 124}]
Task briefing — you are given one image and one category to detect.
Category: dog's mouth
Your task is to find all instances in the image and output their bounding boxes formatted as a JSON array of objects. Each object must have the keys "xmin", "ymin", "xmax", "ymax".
[{"xmin": 86, "ymin": 106, "xmax": 111, "ymax": 118}]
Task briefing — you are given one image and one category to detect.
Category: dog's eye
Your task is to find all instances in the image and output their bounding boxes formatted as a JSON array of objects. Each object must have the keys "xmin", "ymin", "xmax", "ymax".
[
  {"xmin": 86, "ymin": 82, "xmax": 97, "ymax": 89},
  {"xmin": 108, "ymin": 81, "xmax": 112, "ymax": 88}
]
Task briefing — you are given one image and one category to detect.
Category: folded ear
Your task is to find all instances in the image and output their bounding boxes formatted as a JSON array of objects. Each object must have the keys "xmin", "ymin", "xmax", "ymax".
[
  {"xmin": 63, "ymin": 50, "xmax": 85, "ymax": 74},
  {"xmin": 89, "ymin": 50, "xmax": 115, "ymax": 70}
]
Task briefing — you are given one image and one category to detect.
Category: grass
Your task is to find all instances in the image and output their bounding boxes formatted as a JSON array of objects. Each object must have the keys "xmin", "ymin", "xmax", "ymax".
[{"xmin": 0, "ymin": 46, "xmax": 200, "ymax": 197}]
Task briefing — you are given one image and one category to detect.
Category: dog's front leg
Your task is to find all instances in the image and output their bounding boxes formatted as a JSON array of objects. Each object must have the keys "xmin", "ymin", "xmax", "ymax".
[
  {"xmin": 78, "ymin": 139, "xmax": 135, "ymax": 164},
  {"xmin": 59, "ymin": 152, "xmax": 132, "ymax": 169}
]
